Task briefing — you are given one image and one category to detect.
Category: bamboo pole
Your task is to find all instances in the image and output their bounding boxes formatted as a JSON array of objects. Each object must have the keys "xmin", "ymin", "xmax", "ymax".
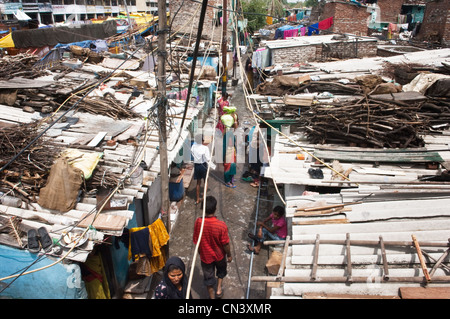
[
  {"xmin": 251, "ymin": 276, "xmax": 450, "ymax": 283},
  {"xmin": 412, "ymin": 234, "xmax": 432, "ymax": 282}
]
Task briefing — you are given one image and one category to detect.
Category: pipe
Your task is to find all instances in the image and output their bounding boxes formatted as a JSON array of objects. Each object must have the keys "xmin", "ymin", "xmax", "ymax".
[{"xmin": 245, "ymin": 179, "xmax": 261, "ymax": 299}]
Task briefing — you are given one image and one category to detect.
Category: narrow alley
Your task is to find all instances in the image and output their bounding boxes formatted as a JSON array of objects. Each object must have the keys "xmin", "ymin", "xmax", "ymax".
[{"xmin": 167, "ymin": 80, "xmax": 275, "ymax": 299}]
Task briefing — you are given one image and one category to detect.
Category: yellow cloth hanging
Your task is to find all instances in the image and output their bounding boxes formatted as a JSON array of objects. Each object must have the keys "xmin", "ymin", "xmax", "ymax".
[
  {"xmin": 128, "ymin": 219, "xmax": 170, "ymax": 275},
  {"xmin": 148, "ymin": 218, "xmax": 170, "ymax": 273},
  {"xmin": 0, "ymin": 33, "xmax": 15, "ymax": 48},
  {"xmin": 266, "ymin": 16, "xmax": 273, "ymax": 25}
]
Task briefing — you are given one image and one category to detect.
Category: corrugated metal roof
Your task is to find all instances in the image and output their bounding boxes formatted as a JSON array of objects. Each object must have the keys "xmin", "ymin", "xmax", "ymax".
[
  {"xmin": 253, "ymin": 49, "xmax": 450, "ymax": 298},
  {"xmin": 0, "ymin": 58, "xmax": 208, "ymax": 263}
]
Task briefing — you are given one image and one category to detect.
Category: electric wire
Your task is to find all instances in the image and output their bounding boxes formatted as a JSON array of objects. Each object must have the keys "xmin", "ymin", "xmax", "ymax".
[
  {"xmin": 185, "ymin": 0, "xmax": 223, "ymax": 299},
  {"xmin": 0, "ymin": 51, "xmax": 161, "ymax": 290}
]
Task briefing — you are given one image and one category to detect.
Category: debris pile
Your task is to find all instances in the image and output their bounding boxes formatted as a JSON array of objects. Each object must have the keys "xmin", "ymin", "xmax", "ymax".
[
  {"xmin": 255, "ymin": 68, "xmax": 450, "ymax": 148},
  {"xmin": 299, "ymin": 96, "xmax": 450, "ymax": 148},
  {"xmin": 0, "ymin": 53, "xmax": 46, "ymax": 80},
  {"xmin": 0, "ymin": 121, "xmax": 61, "ymax": 201}
]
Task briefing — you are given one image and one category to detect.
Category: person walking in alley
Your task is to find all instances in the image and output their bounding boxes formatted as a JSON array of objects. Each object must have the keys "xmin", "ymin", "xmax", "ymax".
[
  {"xmin": 221, "ymin": 106, "xmax": 239, "ymax": 188},
  {"xmin": 193, "ymin": 196, "xmax": 232, "ymax": 299},
  {"xmin": 191, "ymin": 134, "xmax": 211, "ymax": 205},
  {"xmin": 154, "ymin": 256, "xmax": 190, "ymax": 299},
  {"xmin": 215, "ymin": 92, "xmax": 231, "ymax": 133}
]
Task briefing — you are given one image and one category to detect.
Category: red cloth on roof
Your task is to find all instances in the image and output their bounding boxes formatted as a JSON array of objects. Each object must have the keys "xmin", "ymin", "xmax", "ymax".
[{"xmin": 318, "ymin": 16, "xmax": 334, "ymax": 30}]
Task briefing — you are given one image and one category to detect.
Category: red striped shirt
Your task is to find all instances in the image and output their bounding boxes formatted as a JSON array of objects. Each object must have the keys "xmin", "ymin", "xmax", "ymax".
[{"xmin": 193, "ymin": 216, "xmax": 230, "ymax": 264}]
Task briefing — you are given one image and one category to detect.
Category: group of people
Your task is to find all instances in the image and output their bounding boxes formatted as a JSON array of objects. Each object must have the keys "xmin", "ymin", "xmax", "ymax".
[
  {"xmin": 153, "ymin": 92, "xmax": 287, "ymax": 299},
  {"xmin": 154, "ymin": 196, "xmax": 287, "ymax": 299},
  {"xmin": 191, "ymin": 92, "xmax": 239, "ymax": 206}
]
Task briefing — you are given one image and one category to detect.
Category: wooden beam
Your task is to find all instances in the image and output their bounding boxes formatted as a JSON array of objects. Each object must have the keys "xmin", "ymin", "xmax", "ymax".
[
  {"xmin": 251, "ymin": 275, "xmax": 450, "ymax": 283},
  {"xmin": 263, "ymin": 238, "xmax": 450, "ymax": 248},
  {"xmin": 379, "ymin": 235, "xmax": 390, "ymax": 280},
  {"xmin": 311, "ymin": 234, "xmax": 320, "ymax": 280},
  {"xmin": 276, "ymin": 236, "xmax": 290, "ymax": 281},
  {"xmin": 346, "ymin": 233, "xmax": 352, "ymax": 283},
  {"xmin": 400, "ymin": 287, "xmax": 450, "ymax": 299},
  {"xmin": 429, "ymin": 248, "xmax": 450, "ymax": 277},
  {"xmin": 412, "ymin": 234, "xmax": 431, "ymax": 282}
]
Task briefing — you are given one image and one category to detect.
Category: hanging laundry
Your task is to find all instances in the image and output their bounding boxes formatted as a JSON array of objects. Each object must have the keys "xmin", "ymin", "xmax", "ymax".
[
  {"xmin": 308, "ymin": 23, "xmax": 319, "ymax": 36},
  {"xmin": 296, "ymin": 12, "xmax": 304, "ymax": 21},
  {"xmin": 266, "ymin": 16, "xmax": 273, "ymax": 25},
  {"xmin": 318, "ymin": 16, "xmax": 333, "ymax": 30},
  {"xmin": 259, "ymin": 48, "xmax": 270, "ymax": 68},
  {"xmin": 274, "ymin": 25, "xmax": 295, "ymax": 40},
  {"xmin": 252, "ymin": 48, "xmax": 269, "ymax": 69},
  {"xmin": 283, "ymin": 28, "xmax": 298, "ymax": 39},
  {"xmin": 300, "ymin": 27, "xmax": 307, "ymax": 36},
  {"xmin": 127, "ymin": 218, "xmax": 170, "ymax": 275},
  {"xmin": 129, "ymin": 226, "xmax": 153, "ymax": 262},
  {"xmin": 148, "ymin": 218, "xmax": 170, "ymax": 274}
]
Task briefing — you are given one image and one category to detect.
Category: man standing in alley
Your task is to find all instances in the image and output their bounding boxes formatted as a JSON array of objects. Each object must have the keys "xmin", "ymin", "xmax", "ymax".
[
  {"xmin": 193, "ymin": 195, "xmax": 232, "ymax": 299},
  {"xmin": 191, "ymin": 134, "xmax": 211, "ymax": 205}
]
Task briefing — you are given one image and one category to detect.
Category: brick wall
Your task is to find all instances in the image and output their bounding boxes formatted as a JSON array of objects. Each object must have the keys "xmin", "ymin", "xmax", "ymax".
[
  {"xmin": 418, "ymin": 0, "xmax": 450, "ymax": 46},
  {"xmin": 270, "ymin": 40, "xmax": 377, "ymax": 64},
  {"xmin": 377, "ymin": 0, "xmax": 404, "ymax": 23},
  {"xmin": 271, "ymin": 46, "xmax": 317, "ymax": 64},
  {"xmin": 321, "ymin": 2, "xmax": 370, "ymax": 36},
  {"xmin": 169, "ymin": 0, "xmax": 225, "ymax": 42}
]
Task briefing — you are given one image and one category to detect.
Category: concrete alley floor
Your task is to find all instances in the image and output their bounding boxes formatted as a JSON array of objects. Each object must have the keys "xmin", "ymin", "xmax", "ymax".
[{"xmin": 167, "ymin": 81, "xmax": 276, "ymax": 299}]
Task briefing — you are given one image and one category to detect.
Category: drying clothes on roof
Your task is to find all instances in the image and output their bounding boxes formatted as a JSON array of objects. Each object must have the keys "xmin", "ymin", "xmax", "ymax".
[
  {"xmin": 318, "ymin": 16, "xmax": 334, "ymax": 30},
  {"xmin": 283, "ymin": 28, "xmax": 298, "ymax": 38},
  {"xmin": 308, "ymin": 23, "xmax": 319, "ymax": 36},
  {"xmin": 274, "ymin": 25, "xmax": 296, "ymax": 40},
  {"xmin": 300, "ymin": 27, "xmax": 307, "ymax": 36}
]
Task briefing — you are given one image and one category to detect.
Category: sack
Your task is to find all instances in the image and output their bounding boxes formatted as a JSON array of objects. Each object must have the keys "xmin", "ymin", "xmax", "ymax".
[{"xmin": 38, "ymin": 157, "xmax": 83, "ymax": 212}]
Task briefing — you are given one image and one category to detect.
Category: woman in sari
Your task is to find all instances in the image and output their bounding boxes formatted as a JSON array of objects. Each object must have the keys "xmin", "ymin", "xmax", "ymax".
[
  {"xmin": 215, "ymin": 92, "xmax": 230, "ymax": 134},
  {"xmin": 221, "ymin": 106, "xmax": 238, "ymax": 188}
]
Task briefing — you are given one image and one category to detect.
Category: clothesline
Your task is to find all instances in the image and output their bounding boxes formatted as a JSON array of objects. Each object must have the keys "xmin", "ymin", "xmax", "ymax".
[{"xmin": 274, "ymin": 16, "xmax": 334, "ymax": 40}]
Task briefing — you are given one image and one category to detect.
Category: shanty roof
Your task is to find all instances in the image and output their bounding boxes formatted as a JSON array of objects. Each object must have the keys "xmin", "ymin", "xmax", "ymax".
[
  {"xmin": 0, "ymin": 53, "xmax": 212, "ymax": 263},
  {"xmin": 261, "ymin": 34, "xmax": 378, "ymax": 50},
  {"xmin": 253, "ymin": 47, "xmax": 450, "ymax": 299}
]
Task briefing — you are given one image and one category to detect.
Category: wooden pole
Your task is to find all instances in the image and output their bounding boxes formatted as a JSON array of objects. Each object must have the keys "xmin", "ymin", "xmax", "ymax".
[
  {"xmin": 412, "ymin": 234, "xmax": 431, "ymax": 282},
  {"xmin": 221, "ymin": 0, "xmax": 227, "ymax": 94},
  {"xmin": 157, "ymin": 0, "xmax": 170, "ymax": 234}
]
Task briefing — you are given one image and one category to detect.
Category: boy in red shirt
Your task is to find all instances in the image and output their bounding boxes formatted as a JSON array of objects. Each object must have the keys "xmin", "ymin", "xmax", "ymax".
[{"xmin": 193, "ymin": 196, "xmax": 232, "ymax": 299}]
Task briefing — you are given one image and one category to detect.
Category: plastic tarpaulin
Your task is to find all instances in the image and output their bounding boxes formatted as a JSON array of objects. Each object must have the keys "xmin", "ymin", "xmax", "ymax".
[
  {"xmin": 0, "ymin": 33, "xmax": 15, "ymax": 48},
  {"xmin": 11, "ymin": 20, "xmax": 117, "ymax": 49}
]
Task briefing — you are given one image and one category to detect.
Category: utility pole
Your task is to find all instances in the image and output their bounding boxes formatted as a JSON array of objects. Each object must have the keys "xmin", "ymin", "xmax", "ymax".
[
  {"xmin": 221, "ymin": 0, "xmax": 227, "ymax": 94},
  {"xmin": 157, "ymin": 0, "xmax": 170, "ymax": 234}
]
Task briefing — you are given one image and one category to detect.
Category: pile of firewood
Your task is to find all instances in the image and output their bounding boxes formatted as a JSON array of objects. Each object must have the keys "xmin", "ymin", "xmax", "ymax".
[
  {"xmin": 0, "ymin": 53, "xmax": 47, "ymax": 80},
  {"xmin": 0, "ymin": 122, "xmax": 61, "ymax": 199},
  {"xmin": 72, "ymin": 95, "xmax": 141, "ymax": 120},
  {"xmin": 299, "ymin": 97, "xmax": 450, "ymax": 148},
  {"xmin": 0, "ymin": 121, "xmax": 125, "ymax": 199}
]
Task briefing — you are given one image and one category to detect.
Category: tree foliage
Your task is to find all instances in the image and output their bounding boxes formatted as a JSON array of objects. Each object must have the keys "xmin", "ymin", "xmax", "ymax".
[{"xmin": 241, "ymin": 0, "xmax": 269, "ymax": 33}]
